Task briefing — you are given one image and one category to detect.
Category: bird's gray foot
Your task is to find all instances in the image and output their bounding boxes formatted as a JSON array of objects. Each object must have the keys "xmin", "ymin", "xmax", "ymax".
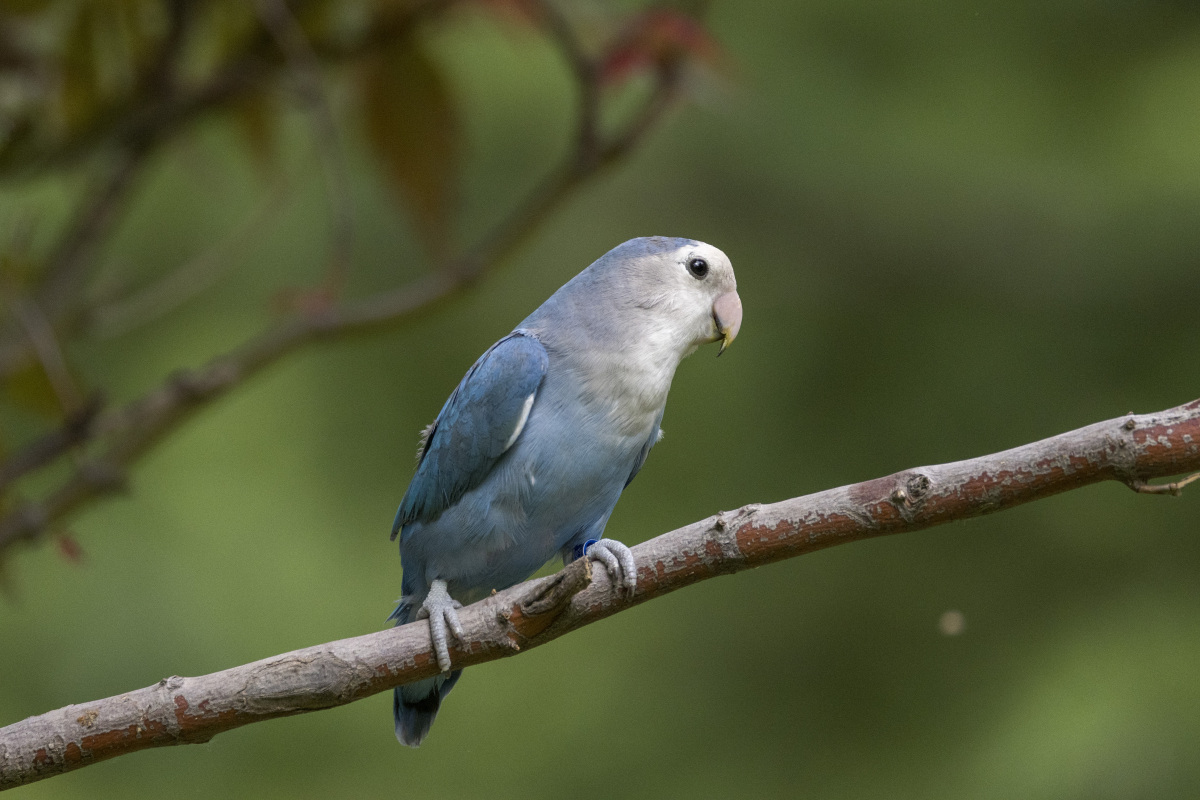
[
  {"xmin": 416, "ymin": 579, "xmax": 464, "ymax": 672},
  {"xmin": 585, "ymin": 538, "xmax": 637, "ymax": 597}
]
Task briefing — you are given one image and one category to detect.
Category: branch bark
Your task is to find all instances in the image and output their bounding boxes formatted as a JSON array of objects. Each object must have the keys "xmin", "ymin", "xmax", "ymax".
[{"xmin": 2, "ymin": 398, "xmax": 1197, "ymax": 790}]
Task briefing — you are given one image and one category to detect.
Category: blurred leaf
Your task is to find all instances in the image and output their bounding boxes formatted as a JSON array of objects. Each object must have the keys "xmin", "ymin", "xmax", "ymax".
[
  {"xmin": 230, "ymin": 88, "xmax": 278, "ymax": 174},
  {"xmin": 4, "ymin": 360, "xmax": 63, "ymax": 420},
  {"xmin": 295, "ymin": 0, "xmax": 338, "ymax": 41},
  {"xmin": 0, "ymin": 116, "xmax": 35, "ymax": 172},
  {"xmin": 58, "ymin": 3, "xmax": 102, "ymax": 134},
  {"xmin": 0, "ymin": 0, "xmax": 53, "ymax": 15},
  {"xmin": 360, "ymin": 35, "xmax": 458, "ymax": 258},
  {"xmin": 114, "ymin": 0, "xmax": 166, "ymax": 76},
  {"xmin": 205, "ymin": 0, "xmax": 257, "ymax": 68},
  {"xmin": 0, "ymin": 250, "xmax": 33, "ymax": 285}
]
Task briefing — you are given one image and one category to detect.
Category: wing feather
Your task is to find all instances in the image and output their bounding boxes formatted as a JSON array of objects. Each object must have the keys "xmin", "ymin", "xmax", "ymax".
[{"xmin": 391, "ymin": 332, "xmax": 548, "ymax": 537}]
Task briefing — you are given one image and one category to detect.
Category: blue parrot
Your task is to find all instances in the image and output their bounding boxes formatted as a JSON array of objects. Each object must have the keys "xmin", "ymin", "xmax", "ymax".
[{"xmin": 389, "ymin": 236, "xmax": 742, "ymax": 746}]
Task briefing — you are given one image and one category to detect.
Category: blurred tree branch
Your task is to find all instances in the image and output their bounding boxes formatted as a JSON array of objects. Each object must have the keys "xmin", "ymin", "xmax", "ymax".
[
  {"xmin": 0, "ymin": 0, "xmax": 703, "ymax": 559},
  {"xmin": 2, "ymin": 398, "xmax": 1198, "ymax": 789}
]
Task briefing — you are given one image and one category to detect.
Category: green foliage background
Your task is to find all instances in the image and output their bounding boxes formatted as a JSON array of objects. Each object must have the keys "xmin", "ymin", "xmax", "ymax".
[{"xmin": 3, "ymin": 1, "xmax": 1200, "ymax": 797}]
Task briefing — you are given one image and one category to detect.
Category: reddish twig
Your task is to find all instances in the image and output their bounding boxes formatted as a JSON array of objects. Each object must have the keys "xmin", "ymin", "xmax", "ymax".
[{"xmin": 1, "ymin": 398, "xmax": 1197, "ymax": 789}]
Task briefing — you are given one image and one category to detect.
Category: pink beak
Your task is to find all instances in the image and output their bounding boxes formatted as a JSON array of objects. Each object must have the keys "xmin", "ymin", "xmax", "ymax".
[{"xmin": 712, "ymin": 291, "xmax": 743, "ymax": 355}]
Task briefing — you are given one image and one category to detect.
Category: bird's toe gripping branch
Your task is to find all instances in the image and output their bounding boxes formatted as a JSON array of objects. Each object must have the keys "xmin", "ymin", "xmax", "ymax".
[
  {"xmin": 417, "ymin": 579, "xmax": 464, "ymax": 672},
  {"xmin": 584, "ymin": 538, "xmax": 638, "ymax": 597}
]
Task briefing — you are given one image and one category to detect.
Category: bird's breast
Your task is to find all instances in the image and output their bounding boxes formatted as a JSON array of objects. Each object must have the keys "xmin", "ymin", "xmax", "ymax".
[{"xmin": 555, "ymin": 351, "xmax": 673, "ymax": 438}]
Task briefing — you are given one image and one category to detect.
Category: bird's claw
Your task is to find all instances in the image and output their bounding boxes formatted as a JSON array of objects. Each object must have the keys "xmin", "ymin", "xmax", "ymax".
[
  {"xmin": 416, "ymin": 579, "xmax": 464, "ymax": 672},
  {"xmin": 585, "ymin": 538, "xmax": 637, "ymax": 597}
]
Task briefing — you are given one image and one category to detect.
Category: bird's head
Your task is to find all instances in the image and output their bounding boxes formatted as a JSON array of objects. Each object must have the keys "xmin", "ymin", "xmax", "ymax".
[{"xmin": 604, "ymin": 237, "xmax": 742, "ymax": 357}]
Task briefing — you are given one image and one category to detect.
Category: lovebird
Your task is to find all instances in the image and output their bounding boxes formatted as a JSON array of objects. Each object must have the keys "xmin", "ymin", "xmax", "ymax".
[{"xmin": 389, "ymin": 236, "xmax": 742, "ymax": 746}]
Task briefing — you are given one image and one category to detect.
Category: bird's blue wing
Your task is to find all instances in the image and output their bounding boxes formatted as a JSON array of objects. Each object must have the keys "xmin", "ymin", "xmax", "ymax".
[
  {"xmin": 392, "ymin": 331, "xmax": 548, "ymax": 537},
  {"xmin": 624, "ymin": 408, "xmax": 664, "ymax": 488}
]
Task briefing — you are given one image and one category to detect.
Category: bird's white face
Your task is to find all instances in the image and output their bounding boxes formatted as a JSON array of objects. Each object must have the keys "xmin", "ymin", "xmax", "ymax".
[
  {"xmin": 526, "ymin": 236, "xmax": 742, "ymax": 430},
  {"xmin": 624, "ymin": 238, "xmax": 743, "ymax": 358}
]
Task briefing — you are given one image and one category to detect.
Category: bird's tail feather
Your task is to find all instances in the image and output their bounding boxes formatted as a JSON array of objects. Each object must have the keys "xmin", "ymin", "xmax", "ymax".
[
  {"xmin": 394, "ymin": 671, "xmax": 462, "ymax": 747},
  {"xmin": 389, "ymin": 594, "xmax": 462, "ymax": 747}
]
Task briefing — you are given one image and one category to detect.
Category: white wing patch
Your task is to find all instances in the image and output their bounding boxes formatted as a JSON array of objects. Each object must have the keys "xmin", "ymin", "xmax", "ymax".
[
  {"xmin": 415, "ymin": 422, "xmax": 436, "ymax": 462},
  {"xmin": 503, "ymin": 392, "xmax": 537, "ymax": 452}
]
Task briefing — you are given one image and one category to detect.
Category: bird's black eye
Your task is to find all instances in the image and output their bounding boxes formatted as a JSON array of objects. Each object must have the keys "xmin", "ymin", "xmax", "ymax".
[{"xmin": 687, "ymin": 257, "xmax": 709, "ymax": 279}]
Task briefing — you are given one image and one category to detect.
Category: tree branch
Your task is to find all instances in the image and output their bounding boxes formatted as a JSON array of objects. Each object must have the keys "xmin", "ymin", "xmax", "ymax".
[
  {"xmin": 0, "ymin": 0, "xmax": 447, "ymax": 383},
  {"xmin": 0, "ymin": 143, "xmax": 152, "ymax": 381},
  {"xmin": 0, "ymin": 1, "xmax": 193, "ymax": 373},
  {"xmin": 0, "ymin": 27, "xmax": 684, "ymax": 558},
  {"xmin": 2, "ymin": 398, "xmax": 1197, "ymax": 789}
]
